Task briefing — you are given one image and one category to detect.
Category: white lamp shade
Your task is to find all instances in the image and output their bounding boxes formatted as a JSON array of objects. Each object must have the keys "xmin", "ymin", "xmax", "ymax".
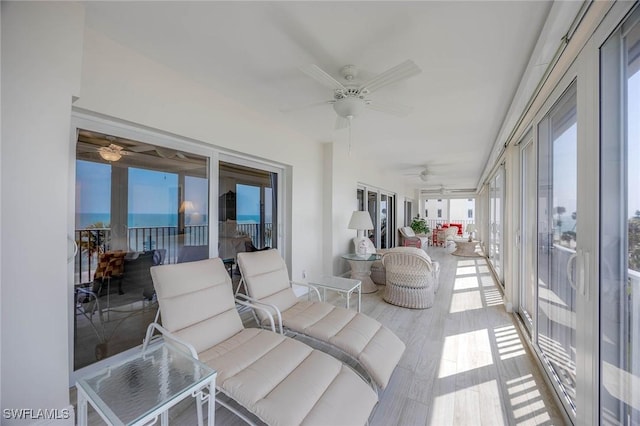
[
  {"xmin": 348, "ymin": 211, "xmax": 374, "ymax": 230},
  {"xmin": 466, "ymin": 224, "xmax": 477, "ymax": 233}
]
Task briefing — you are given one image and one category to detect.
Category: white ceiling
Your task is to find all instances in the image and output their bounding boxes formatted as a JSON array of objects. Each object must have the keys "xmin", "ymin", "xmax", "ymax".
[{"xmin": 83, "ymin": 1, "xmax": 553, "ymax": 193}]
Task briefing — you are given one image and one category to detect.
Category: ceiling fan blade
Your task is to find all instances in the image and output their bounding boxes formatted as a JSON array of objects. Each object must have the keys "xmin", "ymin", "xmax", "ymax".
[
  {"xmin": 365, "ymin": 99, "xmax": 413, "ymax": 117},
  {"xmin": 127, "ymin": 143, "xmax": 157, "ymax": 153},
  {"xmin": 155, "ymin": 147, "xmax": 183, "ymax": 159},
  {"xmin": 335, "ymin": 116, "xmax": 350, "ymax": 130},
  {"xmin": 76, "ymin": 141, "xmax": 101, "ymax": 152},
  {"xmin": 279, "ymin": 100, "xmax": 333, "ymax": 113},
  {"xmin": 300, "ymin": 64, "xmax": 346, "ymax": 91},
  {"xmin": 358, "ymin": 59, "xmax": 421, "ymax": 94}
]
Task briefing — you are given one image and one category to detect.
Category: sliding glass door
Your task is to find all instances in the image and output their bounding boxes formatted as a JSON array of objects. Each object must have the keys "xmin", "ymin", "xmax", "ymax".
[
  {"xmin": 488, "ymin": 167, "xmax": 504, "ymax": 285},
  {"xmin": 600, "ymin": 10, "xmax": 640, "ymax": 423},
  {"xmin": 519, "ymin": 132, "xmax": 536, "ymax": 334},
  {"xmin": 73, "ymin": 128, "xmax": 210, "ymax": 373},
  {"xmin": 357, "ymin": 186, "xmax": 396, "ymax": 249},
  {"xmin": 537, "ymin": 82, "xmax": 578, "ymax": 413},
  {"xmin": 218, "ymin": 160, "xmax": 278, "ymax": 261}
]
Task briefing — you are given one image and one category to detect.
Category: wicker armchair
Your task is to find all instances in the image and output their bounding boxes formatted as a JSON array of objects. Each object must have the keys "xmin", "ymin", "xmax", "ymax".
[
  {"xmin": 381, "ymin": 247, "xmax": 438, "ymax": 309},
  {"xmin": 399, "ymin": 226, "xmax": 430, "ymax": 249}
]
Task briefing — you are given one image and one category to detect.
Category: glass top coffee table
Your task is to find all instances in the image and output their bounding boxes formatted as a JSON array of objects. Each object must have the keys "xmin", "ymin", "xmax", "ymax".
[
  {"xmin": 76, "ymin": 343, "xmax": 216, "ymax": 426},
  {"xmin": 308, "ymin": 275, "xmax": 362, "ymax": 312},
  {"xmin": 341, "ymin": 253, "xmax": 381, "ymax": 293}
]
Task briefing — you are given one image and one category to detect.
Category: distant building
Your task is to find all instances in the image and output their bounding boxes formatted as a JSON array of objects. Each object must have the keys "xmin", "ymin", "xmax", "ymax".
[{"xmin": 424, "ymin": 198, "xmax": 475, "ymax": 225}]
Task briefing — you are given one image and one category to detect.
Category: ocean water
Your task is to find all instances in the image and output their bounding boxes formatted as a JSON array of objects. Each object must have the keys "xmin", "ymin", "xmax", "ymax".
[
  {"xmin": 76, "ymin": 213, "xmax": 199, "ymax": 228},
  {"xmin": 77, "ymin": 212, "xmax": 255, "ymax": 228},
  {"xmin": 237, "ymin": 214, "xmax": 260, "ymax": 224}
]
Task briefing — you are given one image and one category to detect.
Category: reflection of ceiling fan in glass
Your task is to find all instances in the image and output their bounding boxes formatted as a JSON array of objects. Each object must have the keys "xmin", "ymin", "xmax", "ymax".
[
  {"xmin": 287, "ymin": 60, "xmax": 421, "ymax": 129},
  {"xmin": 78, "ymin": 131, "xmax": 188, "ymax": 162},
  {"xmin": 98, "ymin": 139, "xmax": 130, "ymax": 162}
]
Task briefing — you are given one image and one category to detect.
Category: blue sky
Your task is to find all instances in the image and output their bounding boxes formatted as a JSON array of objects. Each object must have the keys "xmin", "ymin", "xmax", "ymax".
[
  {"xmin": 236, "ymin": 184, "xmax": 260, "ymax": 218},
  {"xmin": 76, "ymin": 161, "xmax": 272, "ymax": 225},
  {"xmin": 128, "ymin": 168, "xmax": 178, "ymax": 214},
  {"xmin": 76, "ymin": 160, "xmax": 111, "ymax": 213},
  {"xmin": 76, "ymin": 162, "xmax": 208, "ymax": 215}
]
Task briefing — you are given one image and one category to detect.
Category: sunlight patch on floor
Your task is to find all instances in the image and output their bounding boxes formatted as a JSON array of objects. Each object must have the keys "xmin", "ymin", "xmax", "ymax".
[
  {"xmin": 439, "ymin": 329, "xmax": 493, "ymax": 378},
  {"xmin": 506, "ymin": 375, "xmax": 538, "ymax": 396},
  {"xmin": 453, "ymin": 275, "xmax": 479, "ymax": 290},
  {"xmin": 483, "ymin": 287, "xmax": 503, "ymax": 306},
  {"xmin": 430, "ymin": 389, "xmax": 455, "ymax": 424},
  {"xmin": 479, "ymin": 274, "xmax": 495, "ymax": 286},
  {"xmin": 431, "ymin": 379, "xmax": 505, "ymax": 425},
  {"xmin": 510, "ymin": 388, "xmax": 541, "ymax": 406},
  {"xmin": 449, "ymin": 290, "xmax": 483, "ymax": 313},
  {"xmin": 455, "ymin": 266, "xmax": 477, "ymax": 276},
  {"xmin": 515, "ymin": 407, "xmax": 551, "ymax": 425},
  {"xmin": 493, "ymin": 325, "xmax": 526, "ymax": 360},
  {"xmin": 477, "ymin": 265, "xmax": 490, "ymax": 274}
]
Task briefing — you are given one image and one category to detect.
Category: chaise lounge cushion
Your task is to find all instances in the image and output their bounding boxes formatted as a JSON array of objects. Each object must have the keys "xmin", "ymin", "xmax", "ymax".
[
  {"xmin": 151, "ymin": 258, "xmax": 377, "ymax": 426},
  {"xmin": 237, "ymin": 249, "xmax": 406, "ymax": 389}
]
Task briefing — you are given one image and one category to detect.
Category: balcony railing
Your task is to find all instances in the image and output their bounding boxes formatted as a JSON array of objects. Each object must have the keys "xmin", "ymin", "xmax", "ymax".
[
  {"xmin": 74, "ymin": 222, "xmax": 272, "ymax": 284},
  {"xmin": 424, "ymin": 219, "xmax": 475, "ymax": 233},
  {"xmin": 74, "ymin": 225, "xmax": 207, "ymax": 285},
  {"xmin": 237, "ymin": 222, "xmax": 273, "ymax": 248}
]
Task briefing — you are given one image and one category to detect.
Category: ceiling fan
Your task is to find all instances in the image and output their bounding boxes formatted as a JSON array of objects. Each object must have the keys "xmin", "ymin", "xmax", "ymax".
[
  {"xmin": 291, "ymin": 59, "xmax": 421, "ymax": 129},
  {"xmin": 98, "ymin": 142, "xmax": 130, "ymax": 162},
  {"xmin": 78, "ymin": 131, "xmax": 187, "ymax": 161},
  {"xmin": 402, "ymin": 163, "xmax": 449, "ymax": 182},
  {"xmin": 422, "ymin": 185, "xmax": 477, "ymax": 195}
]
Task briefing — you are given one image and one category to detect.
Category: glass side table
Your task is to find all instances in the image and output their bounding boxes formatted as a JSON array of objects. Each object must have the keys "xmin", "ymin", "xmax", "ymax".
[
  {"xmin": 341, "ymin": 253, "xmax": 381, "ymax": 294},
  {"xmin": 76, "ymin": 343, "xmax": 216, "ymax": 426},
  {"xmin": 308, "ymin": 276, "xmax": 362, "ymax": 312}
]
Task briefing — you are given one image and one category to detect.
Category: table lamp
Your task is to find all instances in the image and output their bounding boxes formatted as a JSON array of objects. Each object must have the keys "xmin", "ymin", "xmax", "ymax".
[
  {"xmin": 348, "ymin": 211, "xmax": 375, "ymax": 257},
  {"xmin": 465, "ymin": 223, "xmax": 477, "ymax": 242}
]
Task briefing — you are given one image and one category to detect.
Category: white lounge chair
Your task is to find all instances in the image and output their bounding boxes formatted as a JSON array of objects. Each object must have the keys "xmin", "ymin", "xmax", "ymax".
[
  {"xmin": 146, "ymin": 258, "xmax": 377, "ymax": 426},
  {"xmin": 236, "ymin": 249, "xmax": 406, "ymax": 390}
]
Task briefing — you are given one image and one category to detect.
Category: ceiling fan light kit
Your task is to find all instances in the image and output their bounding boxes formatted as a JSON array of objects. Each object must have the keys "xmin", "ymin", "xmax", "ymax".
[
  {"xmin": 98, "ymin": 144, "xmax": 125, "ymax": 162},
  {"xmin": 333, "ymin": 96, "xmax": 365, "ymax": 119},
  {"xmin": 296, "ymin": 59, "xmax": 422, "ymax": 129}
]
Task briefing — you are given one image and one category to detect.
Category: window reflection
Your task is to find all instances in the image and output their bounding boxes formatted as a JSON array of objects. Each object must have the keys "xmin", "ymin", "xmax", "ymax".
[
  {"xmin": 537, "ymin": 83, "xmax": 577, "ymax": 412},
  {"xmin": 601, "ymin": 14, "xmax": 640, "ymax": 422},
  {"xmin": 74, "ymin": 129, "xmax": 209, "ymax": 371}
]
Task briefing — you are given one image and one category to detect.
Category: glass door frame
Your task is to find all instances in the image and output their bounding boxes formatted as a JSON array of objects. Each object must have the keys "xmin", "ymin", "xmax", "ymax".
[
  {"xmin": 68, "ymin": 113, "xmax": 219, "ymax": 385},
  {"xmin": 536, "ymin": 80, "xmax": 579, "ymax": 417},
  {"xmin": 218, "ymin": 153, "xmax": 285, "ymax": 256},
  {"xmin": 357, "ymin": 184, "xmax": 397, "ymax": 249},
  {"xmin": 488, "ymin": 165, "xmax": 505, "ymax": 286},
  {"xmin": 518, "ymin": 129, "xmax": 537, "ymax": 336},
  {"xmin": 599, "ymin": 5, "xmax": 640, "ymax": 423},
  {"xmin": 68, "ymin": 113, "xmax": 289, "ymax": 385}
]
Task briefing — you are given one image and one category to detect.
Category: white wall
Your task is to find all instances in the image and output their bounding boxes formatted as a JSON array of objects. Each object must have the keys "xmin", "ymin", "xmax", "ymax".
[
  {"xmin": 323, "ymin": 141, "xmax": 359, "ymax": 275},
  {"xmin": 323, "ymin": 139, "xmax": 410, "ymax": 276},
  {"xmin": 0, "ymin": 3, "xmax": 417, "ymax": 419},
  {"xmin": 1, "ymin": 2, "xmax": 84, "ymax": 423},
  {"xmin": 75, "ymin": 29, "xmax": 326, "ymax": 282}
]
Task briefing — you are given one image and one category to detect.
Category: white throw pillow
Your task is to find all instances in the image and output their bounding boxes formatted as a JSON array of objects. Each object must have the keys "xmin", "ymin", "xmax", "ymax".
[{"xmin": 402, "ymin": 226, "xmax": 416, "ymax": 237}]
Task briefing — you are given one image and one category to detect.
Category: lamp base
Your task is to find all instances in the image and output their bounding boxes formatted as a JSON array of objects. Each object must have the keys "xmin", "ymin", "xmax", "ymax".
[{"xmin": 352, "ymin": 236, "xmax": 375, "ymax": 258}]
